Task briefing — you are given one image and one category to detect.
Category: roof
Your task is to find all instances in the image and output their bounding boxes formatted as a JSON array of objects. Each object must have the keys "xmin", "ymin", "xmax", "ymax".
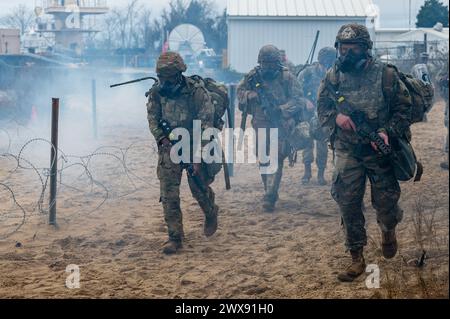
[
  {"xmin": 394, "ymin": 28, "xmax": 449, "ymax": 42},
  {"xmin": 227, "ymin": 0, "xmax": 374, "ymax": 17}
]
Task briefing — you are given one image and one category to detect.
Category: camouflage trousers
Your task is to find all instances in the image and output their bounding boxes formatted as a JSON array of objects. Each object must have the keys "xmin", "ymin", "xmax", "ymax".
[
  {"xmin": 445, "ymin": 100, "xmax": 449, "ymax": 153},
  {"xmin": 331, "ymin": 143, "xmax": 403, "ymax": 251},
  {"xmin": 157, "ymin": 146, "xmax": 217, "ymax": 242},
  {"xmin": 302, "ymin": 138, "xmax": 329, "ymax": 169},
  {"xmin": 258, "ymin": 134, "xmax": 290, "ymax": 204}
]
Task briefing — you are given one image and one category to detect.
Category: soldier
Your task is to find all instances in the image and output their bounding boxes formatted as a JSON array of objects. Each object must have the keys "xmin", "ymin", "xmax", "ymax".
[
  {"xmin": 280, "ymin": 49, "xmax": 297, "ymax": 74},
  {"xmin": 146, "ymin": 52, "xmax": 219, "ymax": 255},
  {"xmin": 437, "ymin": 59, "xmax": 449, "ymax": 170},
  {"xmin": 317, "ymin": 24, "xmax": 412, "ymax": 282},
  {"xmin": 237, "ymin": 45, "xmax": 307, "ymax": 212},
  {"xmin": 297, "ymin": 47, "xmax": 337, "ymax": 185}
]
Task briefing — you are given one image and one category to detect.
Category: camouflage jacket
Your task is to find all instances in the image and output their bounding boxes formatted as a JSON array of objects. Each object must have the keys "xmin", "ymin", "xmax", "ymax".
[
  {"xmin": 237, "ymin": 66, "xmax": 307, "ymax": 131},
  {"xmin": 437, "ymin": 60, "xmax": 449, "ymax": 100},
  {"xmin": 147, "ymin": 76, "xmax": 215, "ymax": 144},
  {"xmin": 317, "ymin": 58, "xmax": 412, "ymax": 147},
  {"xmin": 297, "ymin": 62, "xmax": 327, "ymax": 105}
]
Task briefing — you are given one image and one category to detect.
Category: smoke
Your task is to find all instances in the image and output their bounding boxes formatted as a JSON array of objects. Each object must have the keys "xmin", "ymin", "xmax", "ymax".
[{"xmin": 2, "ymin": 65, "xmax": 156, "ymax": 159}]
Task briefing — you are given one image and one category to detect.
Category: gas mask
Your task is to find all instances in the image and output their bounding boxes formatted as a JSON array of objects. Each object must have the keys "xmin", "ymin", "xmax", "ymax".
[
  {"xmin": 336, "ymin": 48, "xmax": 369, "ymax": 74},
  {"xmin": 259, "ymin": 63, "xmax": 281, "ymax": 81},
  {"xmin": 158, "ymin": 73, "xmax": 184, "ymax": 98},
  {"xmin": 261, "ymin": 69, "xmax": 280, "ymax": 81}
]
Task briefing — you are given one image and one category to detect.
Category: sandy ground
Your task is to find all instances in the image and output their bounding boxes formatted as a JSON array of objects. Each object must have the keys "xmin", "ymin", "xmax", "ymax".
[{"xmin": 0, "ymin": 100, "xmax": 448, "ymax": 299}]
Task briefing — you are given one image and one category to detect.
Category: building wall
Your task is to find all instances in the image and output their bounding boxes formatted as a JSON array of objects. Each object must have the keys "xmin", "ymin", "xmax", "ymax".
[
  {"xmin": 0, "ymin": 29, "xmax": 20, "ymax": 55},
  {"xmin": 228, "ymin": 18, "xmax": 367, "ymax": 73}
]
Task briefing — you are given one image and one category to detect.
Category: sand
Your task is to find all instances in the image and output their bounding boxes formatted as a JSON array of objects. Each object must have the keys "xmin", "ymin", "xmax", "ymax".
[{"xmin": 0, "ymin": 101, "xmax": 448, "ymax": 299}]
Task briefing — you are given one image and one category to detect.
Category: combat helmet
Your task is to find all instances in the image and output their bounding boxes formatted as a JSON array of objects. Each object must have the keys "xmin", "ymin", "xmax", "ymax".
[
  {"xmin": 318, "ymin": 47, "xmax": 337, "ymax": 65},
  {"xmin": 335, "ymin": 24, "xmax": 373, "ymax": 50},
  {"xmin": 258, "ymin": 45, "xmax": 282, "ymax": 64},
  {"xmin": 156, "ymin": 52, "xmax": 187, "ymax": 77}
]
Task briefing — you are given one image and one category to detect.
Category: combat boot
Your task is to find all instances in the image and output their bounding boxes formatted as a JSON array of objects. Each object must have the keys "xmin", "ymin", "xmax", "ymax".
[
  {"xmin": 381, "ymin": 229, "xmax": 398, "ymax": 259},
  {"xmin": 204, "ymin": 205, "xmax": 218, "ymax": 237},
  {"xmin": 262, "ymin": 200, "xmax": 276, "ymax": 213},
  {"xmin": 302, "ymin": 164, "xmax": 312, "ymax": 185},
  {"xmin": 317, "ymin": 168, "xmax": 327, "ymax": 186},
  {"xmin": 337, "ymin": 248, "xmax": 366, "ymax": 282},
  {"xmin": 162, "ymin": 240, "xmax": 182, "ymax": 255}
]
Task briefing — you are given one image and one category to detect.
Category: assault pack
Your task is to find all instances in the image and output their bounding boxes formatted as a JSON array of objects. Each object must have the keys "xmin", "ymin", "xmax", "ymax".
[
  {"xmin": 189, "ymin": 75, "xmax": 230, "ymax": 130},
  {"xmin": 383, "ymin": 64, "xmax": 435, "ymax": 124}
]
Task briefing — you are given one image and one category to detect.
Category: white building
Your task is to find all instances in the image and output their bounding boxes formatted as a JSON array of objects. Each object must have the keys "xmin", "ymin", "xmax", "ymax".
[
  {"xmin": 227, "ymin": 0, "xmax": 376, "ymax": 73},
  {"xmin": 0, "ymin": 29, "xmax": 20, "ymax": 55}
]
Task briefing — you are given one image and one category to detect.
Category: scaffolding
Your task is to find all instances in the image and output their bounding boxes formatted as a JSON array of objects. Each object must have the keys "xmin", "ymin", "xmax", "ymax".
[{"xmin": 35, "ymin": 0, "xmax": 108, "ymax": 54}]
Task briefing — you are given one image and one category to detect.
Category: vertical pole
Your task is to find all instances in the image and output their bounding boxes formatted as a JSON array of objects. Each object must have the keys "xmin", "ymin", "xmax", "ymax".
[
  {"xmin": 409, "ymin": 0, "xmax": 412, "ymax": 31},
  {"xmin": 49, "ymin": 98, "xmax": 59, "ymax": 226},
  {"xmin": 92, "ymin": 79, "xmax": 98, "ymax": 139},
  {"xmin": 423, "ymin": 33, "xmax": 428, "ymax": 54},
  {"xmin": 227, "ymin": 84, "xmax": 236, "ymax": 177}
]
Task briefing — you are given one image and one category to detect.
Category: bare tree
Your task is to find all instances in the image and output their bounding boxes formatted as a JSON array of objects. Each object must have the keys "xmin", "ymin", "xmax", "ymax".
[
  {"xmin": 137, "ymin": 9, "xmax": 155, "ymax": 51},
  {"xmin": 101, "ymin": 13, "xmax": 120, "ymax": 50},
  {"xmin": 0, "ymin": 5, "xmax": 35, "ymax": 35},
  {"xmin": 110, "ymin": 0, "xmax": 142, "ymax": 49}
]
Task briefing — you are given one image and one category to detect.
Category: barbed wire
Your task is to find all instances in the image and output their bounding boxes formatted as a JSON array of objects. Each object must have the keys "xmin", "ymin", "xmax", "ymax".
[{"xmin": 0, "ymin": 123, "xmax": 159, "ymax": 240}]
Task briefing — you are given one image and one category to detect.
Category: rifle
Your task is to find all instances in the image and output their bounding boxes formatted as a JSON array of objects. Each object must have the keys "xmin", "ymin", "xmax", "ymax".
[
  {"xmin": 110, "ymin": 76, "xmax": 158, "ymax": 88},
  {"xmin": 296, "ymin": 30, "xmax": 320, "ymax": 77},
  {"xmin": 349, "ymin": 110, "xmax": 392, "ymax": 156},
  {"xmin": 325, "ymin": 82, "xmax": 392, "ymax": 156},
  {"xmin": 223, "ymin": 103, "xmax": 232, "ymax": 190},
  {"xmin": 250, "ymin": 69, "xmax": 284, "ymax": 127},
  {"xmin": 238, "ymin": 69, "xmax": 284, "ymax": 148},
  {"xmin": 325, "ymin": 82, "xmax": 423, "ymax": 182},
  {"xmin": 158, "ymin": 119, "xmax": 208, "ymax": 193}
]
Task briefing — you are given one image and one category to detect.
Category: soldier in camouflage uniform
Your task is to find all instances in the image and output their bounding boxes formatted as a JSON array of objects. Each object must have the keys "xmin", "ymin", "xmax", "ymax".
[
  {"xmin": 317, "ymin": 24, "xmax": 412, "ymax": 282},
  {"xmin": 280, "ymin": 49, "xmax": 297, "ymax": 74},
  {"xmin": 238, "ymin": 45, "xmax": 307, "ymax": 212},
  {"xmin": 297, "ymin": 47, "xmax": 336, "ymax": 185},
  {"xmin": 437, "ymin": 58, "xmax": 449, "ymax": 170},
  {"xmin": 147, "ymin": 52, "xmax": 219, "ymax": 254}
]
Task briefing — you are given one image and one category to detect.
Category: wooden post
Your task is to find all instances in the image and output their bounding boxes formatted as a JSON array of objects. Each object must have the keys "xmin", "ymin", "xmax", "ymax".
[{"xmin": 49, "ymin": 98, "xmax": 59, "ymax": 226}]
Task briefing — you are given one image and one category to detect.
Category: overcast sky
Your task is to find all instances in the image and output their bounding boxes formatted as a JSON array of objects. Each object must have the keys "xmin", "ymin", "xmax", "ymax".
[{"xmin": 0, "ymin": 0, "xmax": 448, "ymax": 28}]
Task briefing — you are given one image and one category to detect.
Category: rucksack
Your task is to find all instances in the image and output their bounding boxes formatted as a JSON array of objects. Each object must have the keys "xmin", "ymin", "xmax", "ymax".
[
  {"xmin": 189, "ymin": 75, "xmax": 229, "ymax": 130},
  {"xmin": 383, "ymin": 64, "xmax": 435, "ymax": 124},
  {"xmin": 382, "ymin": 64, "xmax": 428, "ymax": 182}
]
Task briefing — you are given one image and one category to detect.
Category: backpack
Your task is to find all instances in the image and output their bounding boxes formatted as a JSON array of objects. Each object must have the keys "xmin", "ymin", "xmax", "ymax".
[
  {"xmin": 383, "ymin": 64, "xmax": 435, "ymax": 124},
  {"xmin": 382, "ymin": 64, "xmax": 428, "ymax": 182},
  {"xmin": 189, "ymin": 75, "xmax": 229, "ymax": 130}
]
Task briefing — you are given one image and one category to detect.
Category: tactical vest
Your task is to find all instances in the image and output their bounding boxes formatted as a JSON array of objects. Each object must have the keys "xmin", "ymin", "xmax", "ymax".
[
  {"xmin": 250, "ymin": 67, "xmax": 292, "ymax": 129},
  {"xmin": 302, "ymin": 63, "xmax": 326, "ymax": 104},
  {"xmin": 158, "ymin": 77, "xmax": 201, "ymax": 130},
  {"xmin": 330, "ymin": 59, "xmax": 387, "ymax": 145}
]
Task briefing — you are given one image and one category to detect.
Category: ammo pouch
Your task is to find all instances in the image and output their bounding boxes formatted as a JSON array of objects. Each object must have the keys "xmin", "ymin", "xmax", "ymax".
[
  {"xmin": 205, "ymin": 162, "xmax": 222, "ymax": 181},
  {"xmin": 391, "ymin": 136, "xmax": 422, "ymax": 182},
  {"xmin": 310, "ymin": 115, "xmax": 330, "ymax": 142},
  {"xmin": 288, "ymin": 121, "xmax": 312, "ymax": 151}
]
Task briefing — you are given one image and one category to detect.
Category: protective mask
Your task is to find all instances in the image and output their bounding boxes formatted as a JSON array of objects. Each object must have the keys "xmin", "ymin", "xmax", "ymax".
[
  {"xmin": 158, "ymin": 74, "xmax": 183, "ymax": 98},
  {"xmin": 261, "ymin": 68, "xmax": 280, "ymax": 81},
  {"xmin": 337, "ymin": 49, "xmax": 368, "ymax": 74}
]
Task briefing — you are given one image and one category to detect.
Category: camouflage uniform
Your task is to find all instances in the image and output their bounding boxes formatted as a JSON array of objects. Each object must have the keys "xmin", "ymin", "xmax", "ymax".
[
  {"xmin": 318, "ymin": 24, "xmax": 412, "ymax": 281},
  {"xmin": 237, "ymin": 45, "xmax": 306, "ymax": 211},
  {"xmin": 297, "ymin": 49, "xmax": 335, "ymax": 184},
  {"xmin": 280, "ymin": 50, "xmax": 297, "ymax": 74},
  {"xmin": 437, "ymin": 59, "xmax": 449, "ymax": 169},
  {"xmin": 147, "ymin": 52, "xmax": 219, "ymax": 250}
]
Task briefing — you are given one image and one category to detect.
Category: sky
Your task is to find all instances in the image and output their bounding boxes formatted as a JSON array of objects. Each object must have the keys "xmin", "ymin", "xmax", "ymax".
[{"xmin": 0, "ymin": 0, "xmax": 448, "ymax": 28}]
